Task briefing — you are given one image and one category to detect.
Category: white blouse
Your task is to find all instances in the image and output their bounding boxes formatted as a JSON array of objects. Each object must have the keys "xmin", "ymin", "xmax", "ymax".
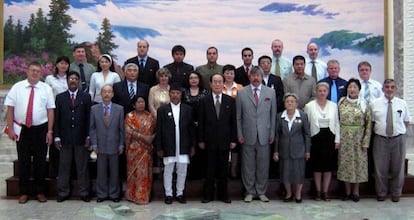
[
  {"xmin": 45, "ymin": 74, "xmax": 68, "ymax": 97},
  {"xmin": 304, "ymin": 100, "xmax": 340, "ymax": 143},
  {"xmin": 89, "ymin": 71, "xmax": 121, "ymax": 103}
]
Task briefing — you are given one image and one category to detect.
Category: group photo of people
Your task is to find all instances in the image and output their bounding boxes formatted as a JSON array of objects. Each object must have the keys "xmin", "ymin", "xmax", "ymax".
[{"xmin": 3, "ymin": 39, "xmax": 410, "ymax": 207}]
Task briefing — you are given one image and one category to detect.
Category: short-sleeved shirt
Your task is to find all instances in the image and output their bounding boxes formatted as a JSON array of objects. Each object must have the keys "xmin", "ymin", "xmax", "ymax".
[{"xmin": 371, "ymin": 96, "xmax": 410, "ymax": 136}]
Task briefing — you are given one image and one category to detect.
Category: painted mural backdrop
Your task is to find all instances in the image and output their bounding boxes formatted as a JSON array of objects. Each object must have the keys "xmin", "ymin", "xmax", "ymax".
[{"xmin": 3, "ymin": 0, "xmax": 384, "ymax": 83}]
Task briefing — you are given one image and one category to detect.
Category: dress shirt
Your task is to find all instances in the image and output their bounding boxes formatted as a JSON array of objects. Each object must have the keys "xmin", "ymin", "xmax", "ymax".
[
  {"xmin": 89, "ymin": 71, "xmax": 121, "ymax": 103},
  {"xmin": 263, "ymin": 74, "xmax": 270, "ymax": 86},
  {"xmin": 371, "ymin": 96, "xmax": 410, "ymax": 137},
  {"xmin": 128, "ymin": 81, "xmax": 137, "ymax": 94},
  {"xmin": 281, "ymin": 109, "xmax": 301, "ymax": 131},
  {"xmin": 250, "ymin": 84, "xmax": 262, "ymax": 98},
  {"xmin": 4, "ymin": 79, "xmax": 55, "ymax": 126},
  {"xmin": 271, "ymin": 56, "xmax": 292, "ymax": 80},
  {"xmin": 102, "ymin": 102, "xmax": 112, "ymax": 115},
  {"xmin": 359, "ymin": 78, "xmax": 383, "ymax": 102},
  {"xmin": 163, "ymin": 103, "xmax": 190, "ymax": 164},
  {"xmin": 45, "ymin": 74, "xmax": 68, "ymax": 97},
  {"xmin": 304, "ymin": 100, "xmax": 340, "ymax": 143},
  {"xmin": 223, "ymin": 82, "xmax": 243, "ymax": 99},
  {"xmin": 212, "ymin": 93, "xmax": 222, "ymax": 103},
  {"xmin": 305, "ymin": 59, "xmax": 327, "ymax": 81},
  {"xmin": 69, "ymin": 62, "xmax": 96, "ymax": 84},
  {"xmin": 137, "ymin": 56, "xmax": 148, "ymax": 66},
  {"xmin": 283, "ymin": 73, "xmax": 316, "ymax": 109},
  {"xmin": 196, "ymin": 63, "xmax": 224, "ymax": 89}
]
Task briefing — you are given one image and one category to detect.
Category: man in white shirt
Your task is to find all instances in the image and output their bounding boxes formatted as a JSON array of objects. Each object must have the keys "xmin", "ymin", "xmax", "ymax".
[
  {"xmin": 270, "ymin": 39, "xmax": 292, "ymax": 80},
  {"xmin": 4, "ymin": 62, "xmax": 55, "ymax": 204},
  {"xmin": 358, "ymin": 61, "xmax": 383, "ymax": 102},
  {"xmin": 305, "ymin": 42, "xmax": 327, "ymax": 81},
  {"xmin": 371, "ymin": 79, "xmax": 410, "ymax": 202}
]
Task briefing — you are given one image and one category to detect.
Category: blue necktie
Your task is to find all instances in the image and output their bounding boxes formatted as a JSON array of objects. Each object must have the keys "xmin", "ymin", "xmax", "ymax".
[{"xmin": 331, "ymin": 80, "xmax": 338, "ymax": 103}]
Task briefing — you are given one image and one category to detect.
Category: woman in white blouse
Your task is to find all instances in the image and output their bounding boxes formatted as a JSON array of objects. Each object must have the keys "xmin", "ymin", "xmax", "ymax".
[
  {"xmin": 89, "ymin": 54, "xmax": 121, "ymax": 103},
  {"xmin": 45, "ymin": 56, "xmax": 70, "ymax": 97},
  {"xmin": 304, "ymin": 82, "xmax": 340, "ymax": 201}
]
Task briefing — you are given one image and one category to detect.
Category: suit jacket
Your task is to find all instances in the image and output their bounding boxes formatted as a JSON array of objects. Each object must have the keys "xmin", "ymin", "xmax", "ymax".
[
  {"xmin": 89, "ymin": 103, "xmax": 124, "ymax": 154},
  {"xmin": 318, "ymin": 77, "xmax": 348, "ymax": 102},
  {"xmin": 163, "ymin": 62, "xmax": 194, "ymax": 87},
  {"xmin": 198, "ymin": 94, "xmax": 237, "ymax": 150},
  {"xmin": 54, "ymin": 90, "xmax": 92, "ymax": 145},
  {"xmin": 112, "ymin": 80, "xmax": 150, "ymax": 116},
  {"xmin": 124, "ymin": 56, "xmax": 160, "ymax": 87},
  {"xmin": 235, "ymin": 66, "xmax": 250, "ymax": 86},
  {"xmin": 155, "ymin": 103, "xmax": 195, "ymax": 157},
  {"xmin": 274, "ymin": 110, "xmax": 311, "ymax": 159},
  {"xmin": 236, "ymin": 85, "xmax": 276, "ymax": 145},
  {"xmin": 263, "ymin": 74, "xmax": 284, "ymax": 112}
]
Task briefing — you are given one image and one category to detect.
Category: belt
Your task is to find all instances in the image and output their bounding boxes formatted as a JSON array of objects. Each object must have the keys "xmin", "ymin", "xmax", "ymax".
[{"xmin": 377, "ymin": 134, "xmax": 402, "ymax": 139}]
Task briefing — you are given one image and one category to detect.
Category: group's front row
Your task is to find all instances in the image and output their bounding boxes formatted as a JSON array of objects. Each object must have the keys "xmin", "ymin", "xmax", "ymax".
[{"xmin": 5, "ymin": 62, "xmax": 410, "ymax": 205}]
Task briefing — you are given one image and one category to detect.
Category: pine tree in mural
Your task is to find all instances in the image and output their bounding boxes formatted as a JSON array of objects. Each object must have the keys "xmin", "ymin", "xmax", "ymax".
[{"xmin": 96, "ymin": 18, "xmax": 119, "ymax": 59}]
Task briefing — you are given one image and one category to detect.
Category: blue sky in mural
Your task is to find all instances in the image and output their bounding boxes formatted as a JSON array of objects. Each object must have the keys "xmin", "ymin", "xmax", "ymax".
[{"xmin": 3, "ymin": 0, "xmax": 385, "ymax": 81}]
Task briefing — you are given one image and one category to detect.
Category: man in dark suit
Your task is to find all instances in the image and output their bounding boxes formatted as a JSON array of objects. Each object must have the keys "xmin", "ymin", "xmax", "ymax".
[
  {"xmin": 235, "ymin": 47, "xmax": 254, "ymax": 86},
  {"xmin": 54, "ymin": 71, "xmax": 92, "ymax": 202},
  {"xmin": 123, "ymin": 40, "xmax": 160, "ymax": 87},
  {"xmin": 198, "ymin": 73, "xmax": 237, "ymax": 203},
  {"xmin": 164, "ymin": 45, "xmax": 194, "ymax": 88},
  {"xmin": 155, "ymin": 84, "xmax": 195, "ymax": 204},
  {"xmin": 318, "ymin": 59, "xmax": 347, "ymax": 103},
  {"xmin": 90, "ymin": 85, "xmax": 124, "ymax": 203},
  {"xmin": 258, "ymin": 55, "xmax": 285, "ymax": 113}
]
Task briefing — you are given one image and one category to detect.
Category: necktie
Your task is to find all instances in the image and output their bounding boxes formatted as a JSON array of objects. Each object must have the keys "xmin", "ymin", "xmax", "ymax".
[
  {"xmin": 245, "ymin": 66, "xmax": 249, "ymax": 77},
  {"xmin": 78, "ymin": 63, "xmax": 87, "ymax": 91},
  {"xmin": 71, "ymin": 93, "xmax": 75, "ymax": 105},
  {"xmin": 364, "ymin": 80, "xmax": 370, "ymax": 102},
  {"xmin": 104, "ymin": 105, "xmax": 110, "ymax": 126},
  {"xmin": 386, "ymin": 100, "xmax": 394, "ymax": 137},
  {"xmin": 129, "ymin": 83, "xmax": 135, "ymax": 100},
  {"xmin": 253, "ymin": 88, "xmax": 259, "ymax": 105},
  {"xmin": 215, "ymin": 95, "xmax": 221, "ymax": 118},
  {"xmin": 331, "ymin": 80, "xmax": 338, "ymax": 103},
  {"xmin": 311, "ymin": 61, "xmax": 317, "ymax": 80},
  {"xmin": 275, "ymin": 58, "xmax": 281, "ymax": 76},
  {"xmin": 139, "ymin": 59, "xmax": 145, "ymax": 70},
  {"xmin": 25, "ymin": 85, "xmax": 35, "ymax": 127}
]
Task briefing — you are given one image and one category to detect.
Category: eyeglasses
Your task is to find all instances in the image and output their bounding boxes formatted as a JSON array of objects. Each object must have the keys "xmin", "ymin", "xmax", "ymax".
[{"xmin": 69, "ymin": 77, "xmax": 80, "ymax": 81}]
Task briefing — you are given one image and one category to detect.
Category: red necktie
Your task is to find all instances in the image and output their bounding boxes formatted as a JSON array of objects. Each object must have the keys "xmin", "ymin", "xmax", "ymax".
[
  {"xmin": 246, "ymin": 66, "xmax": 249, "ymax": 77},
  {"xmin": 26, "ymin": 85, "xmax": 35, "ymax": 127},
  {"xmin": 104, "ymin": 105, "xmax": 110, "ymax": 126},
  {"xmin": 253, "ymin": 88, "xmax": 259, "ymax": 105},
  {"xmin": 71, "ymin": 93, "xmax": 75, "ymax": 105}
]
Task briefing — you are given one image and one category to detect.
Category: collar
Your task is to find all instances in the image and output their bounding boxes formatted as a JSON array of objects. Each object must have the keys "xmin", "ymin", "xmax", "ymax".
[
  {"xmin": 138, "ymin": 56, "xmax": 148, "ymax": 62},
  {"xmin": 212, "ymin": 93, "xmax": 222, "ymax": 100},
  {"xmin": 281, "ymin": 109, "xmax": 301, "ymax": 119},
  {"xmin": 250, "ymin": 84, "xmax": 262, "ymax": 91},
  {"xmin": 102, "ymin": 102, "xmax": 112, "ymax": 108},
  {"xmin": 69, "ymin": 89, "xmax": 79, "ymax": 96}
]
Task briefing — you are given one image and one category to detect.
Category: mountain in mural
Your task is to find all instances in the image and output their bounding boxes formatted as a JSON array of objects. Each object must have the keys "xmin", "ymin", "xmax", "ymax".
[
  {"xmin": 310, "ymin": 30, "xmax": 384, "ymax": 56},
  {"xmin": 260, "ymin": 2, "xmax": 340, "ymax": 19},
  {"xmin": 89, "ymin": 23, "xmax": 161, "ymax": 40}
]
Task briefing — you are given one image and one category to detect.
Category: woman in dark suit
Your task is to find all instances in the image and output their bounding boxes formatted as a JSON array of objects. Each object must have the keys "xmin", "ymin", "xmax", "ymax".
[{"xmin": 274, "ymin": 93, "xmax": 311, "ymax": 203}]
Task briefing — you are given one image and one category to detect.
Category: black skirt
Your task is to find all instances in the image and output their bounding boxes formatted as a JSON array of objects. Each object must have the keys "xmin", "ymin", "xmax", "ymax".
[{"xmin": 310, "ymin": 128, "xmax": 336, "ymax": 172}]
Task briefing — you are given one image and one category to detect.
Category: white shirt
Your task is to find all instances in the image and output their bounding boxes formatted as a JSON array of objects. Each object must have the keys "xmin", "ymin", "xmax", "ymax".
[
  {"xmin": 89, "ymin": 71, "xmax": 121, "ymax": 103},
  {"xmin": 250, "ymin": 84, "xmax": 262, "ymax": 98},
  {"xmin": 163, "ymin": 103, "xmax": 190, "ymax": 165},
  {"xmin": 263, "ymin": 74, "xmax": 269, "ymax": 86},
  {"xmin": 281, "ymin": 109, "xmax": 301, "ymax": 131},
  {"xmin": 212, "ymin": 93, "xmax": 222, "ymax": 103},
  {"xmin": 305, "ymin": 59, "xmax": 328, "ymax": 81},
  {"xmin": 371, "ymin": 96, "xmax": 410, "ymax": 136},
  {"xmin": 304, "ymin": 100, "xmax": 340, "ymax": 143},
  {"xmin": 45, "ymin": 74, "xmax": 68, "ymax": 97},
  {"xmin": 127, "ymin": 81, "xmax": 137, "ymax": 95},
  {"xmin": 359, "ymin": 78, "xmax": 383, "ymax": 102},
  {"xmin": 4, "ymin": 79, "xmax": 55, "ymax": 126},
  {"xmin": 271, "ymin": 56, "xmax": 292, "ymax": 80}
]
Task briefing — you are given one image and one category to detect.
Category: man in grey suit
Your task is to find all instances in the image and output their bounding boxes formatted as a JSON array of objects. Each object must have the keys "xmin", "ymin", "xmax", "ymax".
[
  {"xmin": 90, "ymin": 85, "xmax": 124, "ymax": 203},
  {"xmin": 236, "ymin": 66, "xmax": 277, "ymax": 202}
]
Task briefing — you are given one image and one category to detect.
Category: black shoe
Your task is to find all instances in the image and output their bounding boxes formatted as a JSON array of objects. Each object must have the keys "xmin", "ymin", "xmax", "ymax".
[
  {"xmin": 97, "ymin": 197, "xmax": 106, "ymax": 203},
  {"xmin": 201, "ymin": 198, "xmax": 211, "ymax": 203},
  {"xmin": 176, "ymin": 195, "xmax": 186, "ymax": 204},
  {"xmin": 80, "ymin": 196, "xmax": 90, "ymax": 202},
  {"xmin": 165, "ymin": 196, "xmax": 173, "ymax": 204},
  {"xmin": 295, "ymin": 197, "xmax": 302, "ymax": 203},
  {"xmin": 283, "ymin": 196, "xmax": 293, "ymax": 202},
  {"xmin": 57, "ymin": 196, "xmax": 69, "ymax": 203},
  {"xmin": 221, "ymin": 199, "xmax": 232, "ymax": 203},
  {"xmin": 352, "ymin": 194, "xmax": 360, "ymax": 202},
  {"xmin": 342, "ymin": 194, "xmax": 352, "ymax": 201},
  {"xmin": 110, "ymin": 198, "xmax": 120, "ymax": 203}
]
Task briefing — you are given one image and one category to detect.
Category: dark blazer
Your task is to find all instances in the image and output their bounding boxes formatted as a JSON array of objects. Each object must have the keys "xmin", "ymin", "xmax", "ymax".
[
  {"xmin": 89, "ymin": 103, "xmax": 125, "ymax": 155},
  {"xmin": 124, "ymin": 56, "xmax": 160, "ymax": 87},
  {"xmin": 164, "ymin": 62, "xmax": 194, "ymax": 87},
  {"xmin": 112, "ymin": 80, "xmax": 149, "ymax": 116},
  {"xmin": 198, "ymin": 94, "xmax": 237, "ymax": 150},
  {"xmin": 155, "ymin": 103, "xmax": 195, "ymax": 157},
  {"xmin": 235, "ymin": 66, "xmax": 250, "ymax": 86},
  {"xmin": 263, "ymin": 74, "xmax": 285, "ymax": 112},
  {"xmin": 54, "ymin": 90, "xmax": 92, "ymax": 145},
  {"xmin": 274, "ymin": 110, "xmax": 311, "ymax": 159},
  {"xmin": 318, "ymin": 77, "xmax": 348, "ymax": 103}
]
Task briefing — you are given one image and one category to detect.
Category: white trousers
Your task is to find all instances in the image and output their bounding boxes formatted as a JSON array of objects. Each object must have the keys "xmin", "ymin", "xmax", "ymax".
[{"xmin": 163, "ymin": 162, "xmax": 188, "ymax": 197}]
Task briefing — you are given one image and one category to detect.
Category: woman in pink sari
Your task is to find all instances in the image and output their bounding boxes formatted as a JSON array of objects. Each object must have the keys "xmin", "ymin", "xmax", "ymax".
[{"xmin": 124, "ymin": 96, "xmax": 156, "ymax": 204}]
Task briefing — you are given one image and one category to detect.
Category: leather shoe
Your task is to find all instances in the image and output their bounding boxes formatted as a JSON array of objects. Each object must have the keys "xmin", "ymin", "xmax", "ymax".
[
  {"xmin": 201, "ymin": 198, "xmax": 211, "ymax": 203},
  {"xmin": 283, "ymin": 196, "xmax": 293, "ymax": 202},
  {"xmin": 57, "ymin": 196, "xmax": 69, "ymax": 203},
  {"xmin": 244, "ymin": 194, "xmax": 253, "ymax": 203},
  {"xmin": 80, "ymin": 196, "xmax": 90, "ymax": 202},
  {"xmin": 18, "ymin": 195, "xmax": 29, "ymax": 204},
  {"xmin": 221, "ymin": 199, "xmax": 232, "ymax": 203},
  {"xmin": 176, "ymin": 195, "xmax": 186, "ymax": 204},
  {"xmin": 259, "ymin": 195, "xmax": 269, "ymax": 202},
  {"xmin": 165, "ymin": 196, "xmax": 173, "ymax": 204},
  {"xmin": 352, "ymin": 194, "xmax": 360, "ymax": 202},
  {"xmin": 295, "ymin": 197, "xmax": 302, "ymax": 203},
  {"xmin": 377, "ymin": 196, "xmax": 386, "ymax": 201},
  {"xmin": 391, "ymin": 196, "xmax": 400, "ymax": 202},
  {"xmin": 97, "ymin": 197, "xmax": 106, "ymax": 203},
  {"xmin": 36, "ymin": 194, "xmax": 47, "ymax": 203},
  {"xmin": 110, "ymin": 198, "xmax": 120, "ymax": 203}
]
